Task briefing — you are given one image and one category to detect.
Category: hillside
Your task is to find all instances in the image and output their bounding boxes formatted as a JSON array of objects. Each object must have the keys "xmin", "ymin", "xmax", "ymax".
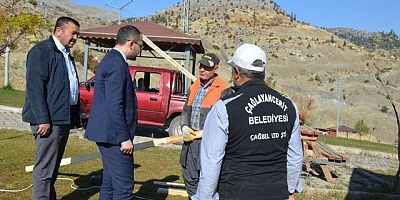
[
  {"xmin": 0, "ymin": 0, "xmax": 398, "ymax": 143},
  {"xmin": 143, "ymin": 0, "xmax": 399, "ymax": 143},
  {"xmin": 326, "ymin": 27, "xmax": 380, "ymax": 47},
  {"xmin": 0, "ymin": 0, "xmax": 117, "ymax": 90},
  {"xmin": 31, "ymin": 0, "xmax": 118, "ymax": 27}
]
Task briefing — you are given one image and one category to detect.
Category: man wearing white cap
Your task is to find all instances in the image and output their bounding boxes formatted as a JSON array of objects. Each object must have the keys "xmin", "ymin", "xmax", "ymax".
[{"xmin": 192, "ymin": 44, "xmax": 304, "ymax": 200}]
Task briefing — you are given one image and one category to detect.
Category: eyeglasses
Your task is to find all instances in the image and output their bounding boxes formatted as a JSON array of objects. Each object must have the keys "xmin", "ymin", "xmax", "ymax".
[
  {"xmin": 199, "ymin": 64, "xmax": 216, "ymax": 70},
  {"xmin": 134, "ymin": 41, "xmax": 144, "ymax": 50}
]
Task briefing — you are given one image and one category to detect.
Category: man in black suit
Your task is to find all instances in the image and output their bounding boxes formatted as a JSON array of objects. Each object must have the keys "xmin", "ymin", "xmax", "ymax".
[
  {"xmin": 22, "ymin": 16, "xmax": 81, "ymax": 200},
  {"xmin": 84, "ymin": 25, "xmax": 143, "ymax": 200}
]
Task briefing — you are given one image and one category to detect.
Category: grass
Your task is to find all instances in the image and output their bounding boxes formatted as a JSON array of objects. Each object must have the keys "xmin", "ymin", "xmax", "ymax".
[
  {"xmin": 0, "ymin": 129, "xmax": 186, "ymax": 200},
  {"xmin": 0, "ymin": 88, "xmax": 25, "ymax": 107},
  {"xmin": 0, "ymin": 128, "xmax": 398, "ymax": 200},
  {"xmin": 319, "ymin": 135, "xmax": 398, "ymax": 154}
]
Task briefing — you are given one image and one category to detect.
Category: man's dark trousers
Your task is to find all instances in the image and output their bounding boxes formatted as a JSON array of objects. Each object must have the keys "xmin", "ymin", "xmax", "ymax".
[
  {"xmin": 31, "ymin": 125, "xmax": 70, "ymax": 200},
  {"xmin": 97, "ymin": 143, "xmax": 134, "ymax": 200}
]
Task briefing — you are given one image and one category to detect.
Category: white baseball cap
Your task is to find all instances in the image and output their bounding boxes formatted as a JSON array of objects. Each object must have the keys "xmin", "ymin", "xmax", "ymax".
[{"xmin": 228, "ymin": 43, "xmax": 267, "ymax": 72}]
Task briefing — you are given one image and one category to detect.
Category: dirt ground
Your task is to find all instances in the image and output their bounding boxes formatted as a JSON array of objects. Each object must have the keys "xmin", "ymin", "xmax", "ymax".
[{"xmin": 302, "ymin": 146, "xmax": 400, "ymax": 198}]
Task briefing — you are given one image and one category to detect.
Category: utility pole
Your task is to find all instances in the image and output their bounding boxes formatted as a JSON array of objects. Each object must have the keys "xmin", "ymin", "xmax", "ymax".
[
  {"xmin": 182, "ymin": 0, "xmax": 190, "ymax": 92},
  {"xmin": 105, "ymin": 0, "xmax": 134, "ymax": 24},
  {"xmin": 183, "ymin": 0, "xmax": 190, "ymax": 34},
  {"xmin": 3, "ymin": 0, "xmax": 14, "ymax": 87},
  {"xmin": 336, "ymin": 78, "xmax": 342, "ymax": 136},
  {"xmin": 39, "ymin": 2, "xmax": 48, "ymax": 40},
  {"xmin": 4, "ymin": 45, "xmax": 10, "ymax": 87}
]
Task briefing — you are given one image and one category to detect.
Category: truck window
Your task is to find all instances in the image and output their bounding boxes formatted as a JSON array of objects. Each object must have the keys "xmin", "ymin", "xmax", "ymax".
[
  {"xmin": 134, "ymin": 71, "xmax": 160, "ymax": 93},
  {"xmin": 173, "ymin": 72, "xmax": 185, "ymax": 95}
]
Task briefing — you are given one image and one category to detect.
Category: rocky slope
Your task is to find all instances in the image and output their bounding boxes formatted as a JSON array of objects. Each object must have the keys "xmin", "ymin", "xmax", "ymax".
[{"xmin": 0, "ymin": 0, "xmax": 398, "ymax": 143}]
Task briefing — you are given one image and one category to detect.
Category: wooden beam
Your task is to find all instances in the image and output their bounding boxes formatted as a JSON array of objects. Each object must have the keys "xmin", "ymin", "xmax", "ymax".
[
  {"xmin": 308, "ymin": 141, "xmax": 322, "ymax": 157},
  {"xmin": 153, "ymin": 181, "xmax": 186, "ymax": 189},
  {"xmin": 25, "ymin": 135, "xmax": 183, "ymax": 172},
  {"xmin": 320, "ymin": 164, "xmax": 335, "ymax": 183},
  {"xmin": 142, "ymin": 35, "xmax": 197, "ymax": 82}
]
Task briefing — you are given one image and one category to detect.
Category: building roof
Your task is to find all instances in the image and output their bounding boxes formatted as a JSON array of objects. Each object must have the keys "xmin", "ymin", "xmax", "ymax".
[
  {"xmin": 79, "ymin": 21, "xmax": 205, "ymax": 54},
  {"xmin": 328, "ymin": 125, "xmax": 357, "ymax": 133}
]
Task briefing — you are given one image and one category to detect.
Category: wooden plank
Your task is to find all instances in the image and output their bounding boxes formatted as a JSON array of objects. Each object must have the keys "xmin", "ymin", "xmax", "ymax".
[
  {"xmin": 25, "ymin": 135, "xmax": 183, "ymax": 172},
  {"xmin": 301, "ymin": 135, "xmax": 318, "ymax": 141},
  {"xmin": 308, "ymin": 141, "xmax": 322, "ymax": 157},
  {"xmin": 153, "ymin": 181, "xmax": 186, "ymax": 189},
  {"xmin": 317, "ymin": 141, "xmax": 348, "ymax": 163},
  {"xmin": 157, "ymin": 188, "xmax": 188, "ymax": 197},
  {"xmin": 302, "ymin": 140, "xmax": 308, "ymax": 157},
  {"xmin": 301, "ymin": 125, "xmax": 320, "ymax": 138},
  {"xmin": 142, "ymin": 35, "xmax": 197, "ymax": 82},
  {"xmin": 320, "ymin": 164, "xmax": 335, "ymax": 183}
]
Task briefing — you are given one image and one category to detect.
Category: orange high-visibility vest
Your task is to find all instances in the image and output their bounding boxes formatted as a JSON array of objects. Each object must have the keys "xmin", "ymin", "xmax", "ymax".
[{"xmin": 187, "ymin": 76, "xmax": 230, "ymax": 108}]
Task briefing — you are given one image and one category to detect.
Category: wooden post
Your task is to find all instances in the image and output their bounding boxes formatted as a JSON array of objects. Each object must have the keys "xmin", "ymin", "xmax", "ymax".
[
  {"xmin": 142, "ymin": 35, "xmax": 197, "ymax": 82},
  {"xmin": 25, "ymin": 135, "xmax": 183, "ymax": 172}
]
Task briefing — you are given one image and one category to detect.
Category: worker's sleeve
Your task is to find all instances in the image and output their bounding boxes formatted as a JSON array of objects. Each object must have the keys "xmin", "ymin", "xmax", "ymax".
[
  {"xmin": 287, "ymin": 104, "xmax": 304, "ymax": 194},
  {"xmin": 191, "ymin": 100, "xmax": 229, "ymax": 200}
]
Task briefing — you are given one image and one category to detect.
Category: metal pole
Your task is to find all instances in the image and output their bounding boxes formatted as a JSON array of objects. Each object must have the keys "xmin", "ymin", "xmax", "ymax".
[
  {"xmin": 105, "ymin": 0, "xmax": 134, "ymax": 25},
  {"xmin": 118, "ymin": 10, "xmax": 121, "ymax": 24},
  {"xmin": 83, "ymin": 40, "xmax": 90, "ymax": 82},
  {"xmin": 336, "ymin": 79, "xmax": 342, "ymax": 136},
  {"xmin": 182, "ymin": 0, "xmax": 190, "ymax": 92},
  {"xmin": 4, "ymin": 46, "xmax": 10, "ymax": 86}
]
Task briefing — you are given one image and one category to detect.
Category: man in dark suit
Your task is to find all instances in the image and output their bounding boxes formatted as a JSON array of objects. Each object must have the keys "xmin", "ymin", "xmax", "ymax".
[
  {"xmin": 22, "ymin": 16, "xmax": 81, "ymax": 200},
  {"xmin": 85, "ymin": 25, "xmax": 143, "ymax": 200}
]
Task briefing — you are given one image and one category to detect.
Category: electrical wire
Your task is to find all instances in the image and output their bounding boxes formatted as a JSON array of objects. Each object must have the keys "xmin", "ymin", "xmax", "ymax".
[
  {"xmin": 56, "ymin": 177, "xmax": 100, "ymax": 191},
  {"xmin": 0, "ymin": 184, "xmax": 33, "ymax": 193},
  {"xmin": 0, "ymin": 177, "xmax": 153, "ymax": 200}
]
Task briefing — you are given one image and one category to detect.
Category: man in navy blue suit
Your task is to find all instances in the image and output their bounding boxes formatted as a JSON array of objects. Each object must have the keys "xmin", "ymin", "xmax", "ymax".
[{"xmin": 85, "ymin": 25, "xmax": 143, "ymax": 200}]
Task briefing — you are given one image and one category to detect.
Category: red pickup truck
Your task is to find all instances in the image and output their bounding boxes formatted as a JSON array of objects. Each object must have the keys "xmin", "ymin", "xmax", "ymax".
[{"xmin": 79, "ymin": 66, "xmax": 187, "ymax": 136}]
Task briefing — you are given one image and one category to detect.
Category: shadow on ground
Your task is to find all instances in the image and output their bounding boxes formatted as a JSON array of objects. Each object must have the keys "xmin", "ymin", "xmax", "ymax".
[
  {"xmin": 60, "ymin": 164, "xmax": 142, "ymax": 200},
  {"xmin": 345, "ymin": 168, "xmax": 400, "ymax": 200},
  {"xmin": 135, "ymin": 175, "xmax": 181, "ymax": 200}
]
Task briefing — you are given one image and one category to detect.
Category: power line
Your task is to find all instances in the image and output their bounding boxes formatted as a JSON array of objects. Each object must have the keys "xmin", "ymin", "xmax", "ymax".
[{"xmin": 105, "ymin": 0, "xmax": 135, "ymax": 24}]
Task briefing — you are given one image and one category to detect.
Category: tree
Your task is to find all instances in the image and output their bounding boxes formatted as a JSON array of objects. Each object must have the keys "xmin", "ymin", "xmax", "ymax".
[
  {"xmin": 0, "ymin": 0, "xmax": 46, "ymax": 55},
  {"xmin": 371, "ymin": 30, "xmax": 399, "ymax": 49},
  {"xmin": 374, "ymin": 64, "xmax": 400, "ymax": 191},
  {"xmin": 354, "ymin": 120, "xmax": 369, "ymax": 139},
  {"xmin": 330, "ymin": 35, "xmax": 335, "ymax": 43},
  {"xmin": 1, "ymin": 0, "xmax": 47, "ymax": 86},
  {"xmin": 292, "ymin": 94, "xmax": 316, "ymax": 126}
]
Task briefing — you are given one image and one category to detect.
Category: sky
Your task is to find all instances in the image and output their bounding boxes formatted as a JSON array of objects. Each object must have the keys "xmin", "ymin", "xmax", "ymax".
[
  {"xmin": 72, "ymin": 0, "xmax": 400, "ymax": 35},
  {"xmin": 274, "ymin": 0, "xmax": 400, "ymax": 34},
  {"xmin": 72, "ymin": 0, "xmax": 181, "ymax": 19}
]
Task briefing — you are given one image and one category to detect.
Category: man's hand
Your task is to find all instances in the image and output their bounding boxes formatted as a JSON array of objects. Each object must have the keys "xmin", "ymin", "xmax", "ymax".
[
  {"xmin": 181, "ymin": 125, "xmax": 193, "ymax": 142},
  {"xmin": 288, "ymin": 193, "xmax": 296, "ymax": 200},
  {"xmin": 120, "ymin": 140, "xmax": 134, "ymax": 154},
  {"xmin": 37, "ymin": 123, "xmax": 51, "ymax": 136}
]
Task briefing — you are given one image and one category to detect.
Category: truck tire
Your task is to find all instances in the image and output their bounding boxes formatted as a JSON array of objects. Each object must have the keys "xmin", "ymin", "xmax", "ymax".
[{"xmin": 168, "ymin": 116, "xmax": 182, "ymax": 136}]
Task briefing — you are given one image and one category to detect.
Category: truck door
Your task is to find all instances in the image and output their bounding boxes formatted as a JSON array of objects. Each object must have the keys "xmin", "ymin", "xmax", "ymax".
[{"xmin": 134, "ymin": 71, "xmax": 164, "ymax": 126}]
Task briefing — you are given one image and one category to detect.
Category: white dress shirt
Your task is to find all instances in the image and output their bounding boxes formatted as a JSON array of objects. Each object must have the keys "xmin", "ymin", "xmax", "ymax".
[{"xmin": 52, "ymin": 35, "xmax": 79, "ymax": 105}]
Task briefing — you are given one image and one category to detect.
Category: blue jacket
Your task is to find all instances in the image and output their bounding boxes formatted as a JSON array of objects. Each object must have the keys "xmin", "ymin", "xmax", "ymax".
[
  {"xmin": 22, "ymin": 37, "xmax": 81, "ymax": 127},
  {"xmin": 84, "ymin": 49, "xmax": 137, "ymax": 144}
]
